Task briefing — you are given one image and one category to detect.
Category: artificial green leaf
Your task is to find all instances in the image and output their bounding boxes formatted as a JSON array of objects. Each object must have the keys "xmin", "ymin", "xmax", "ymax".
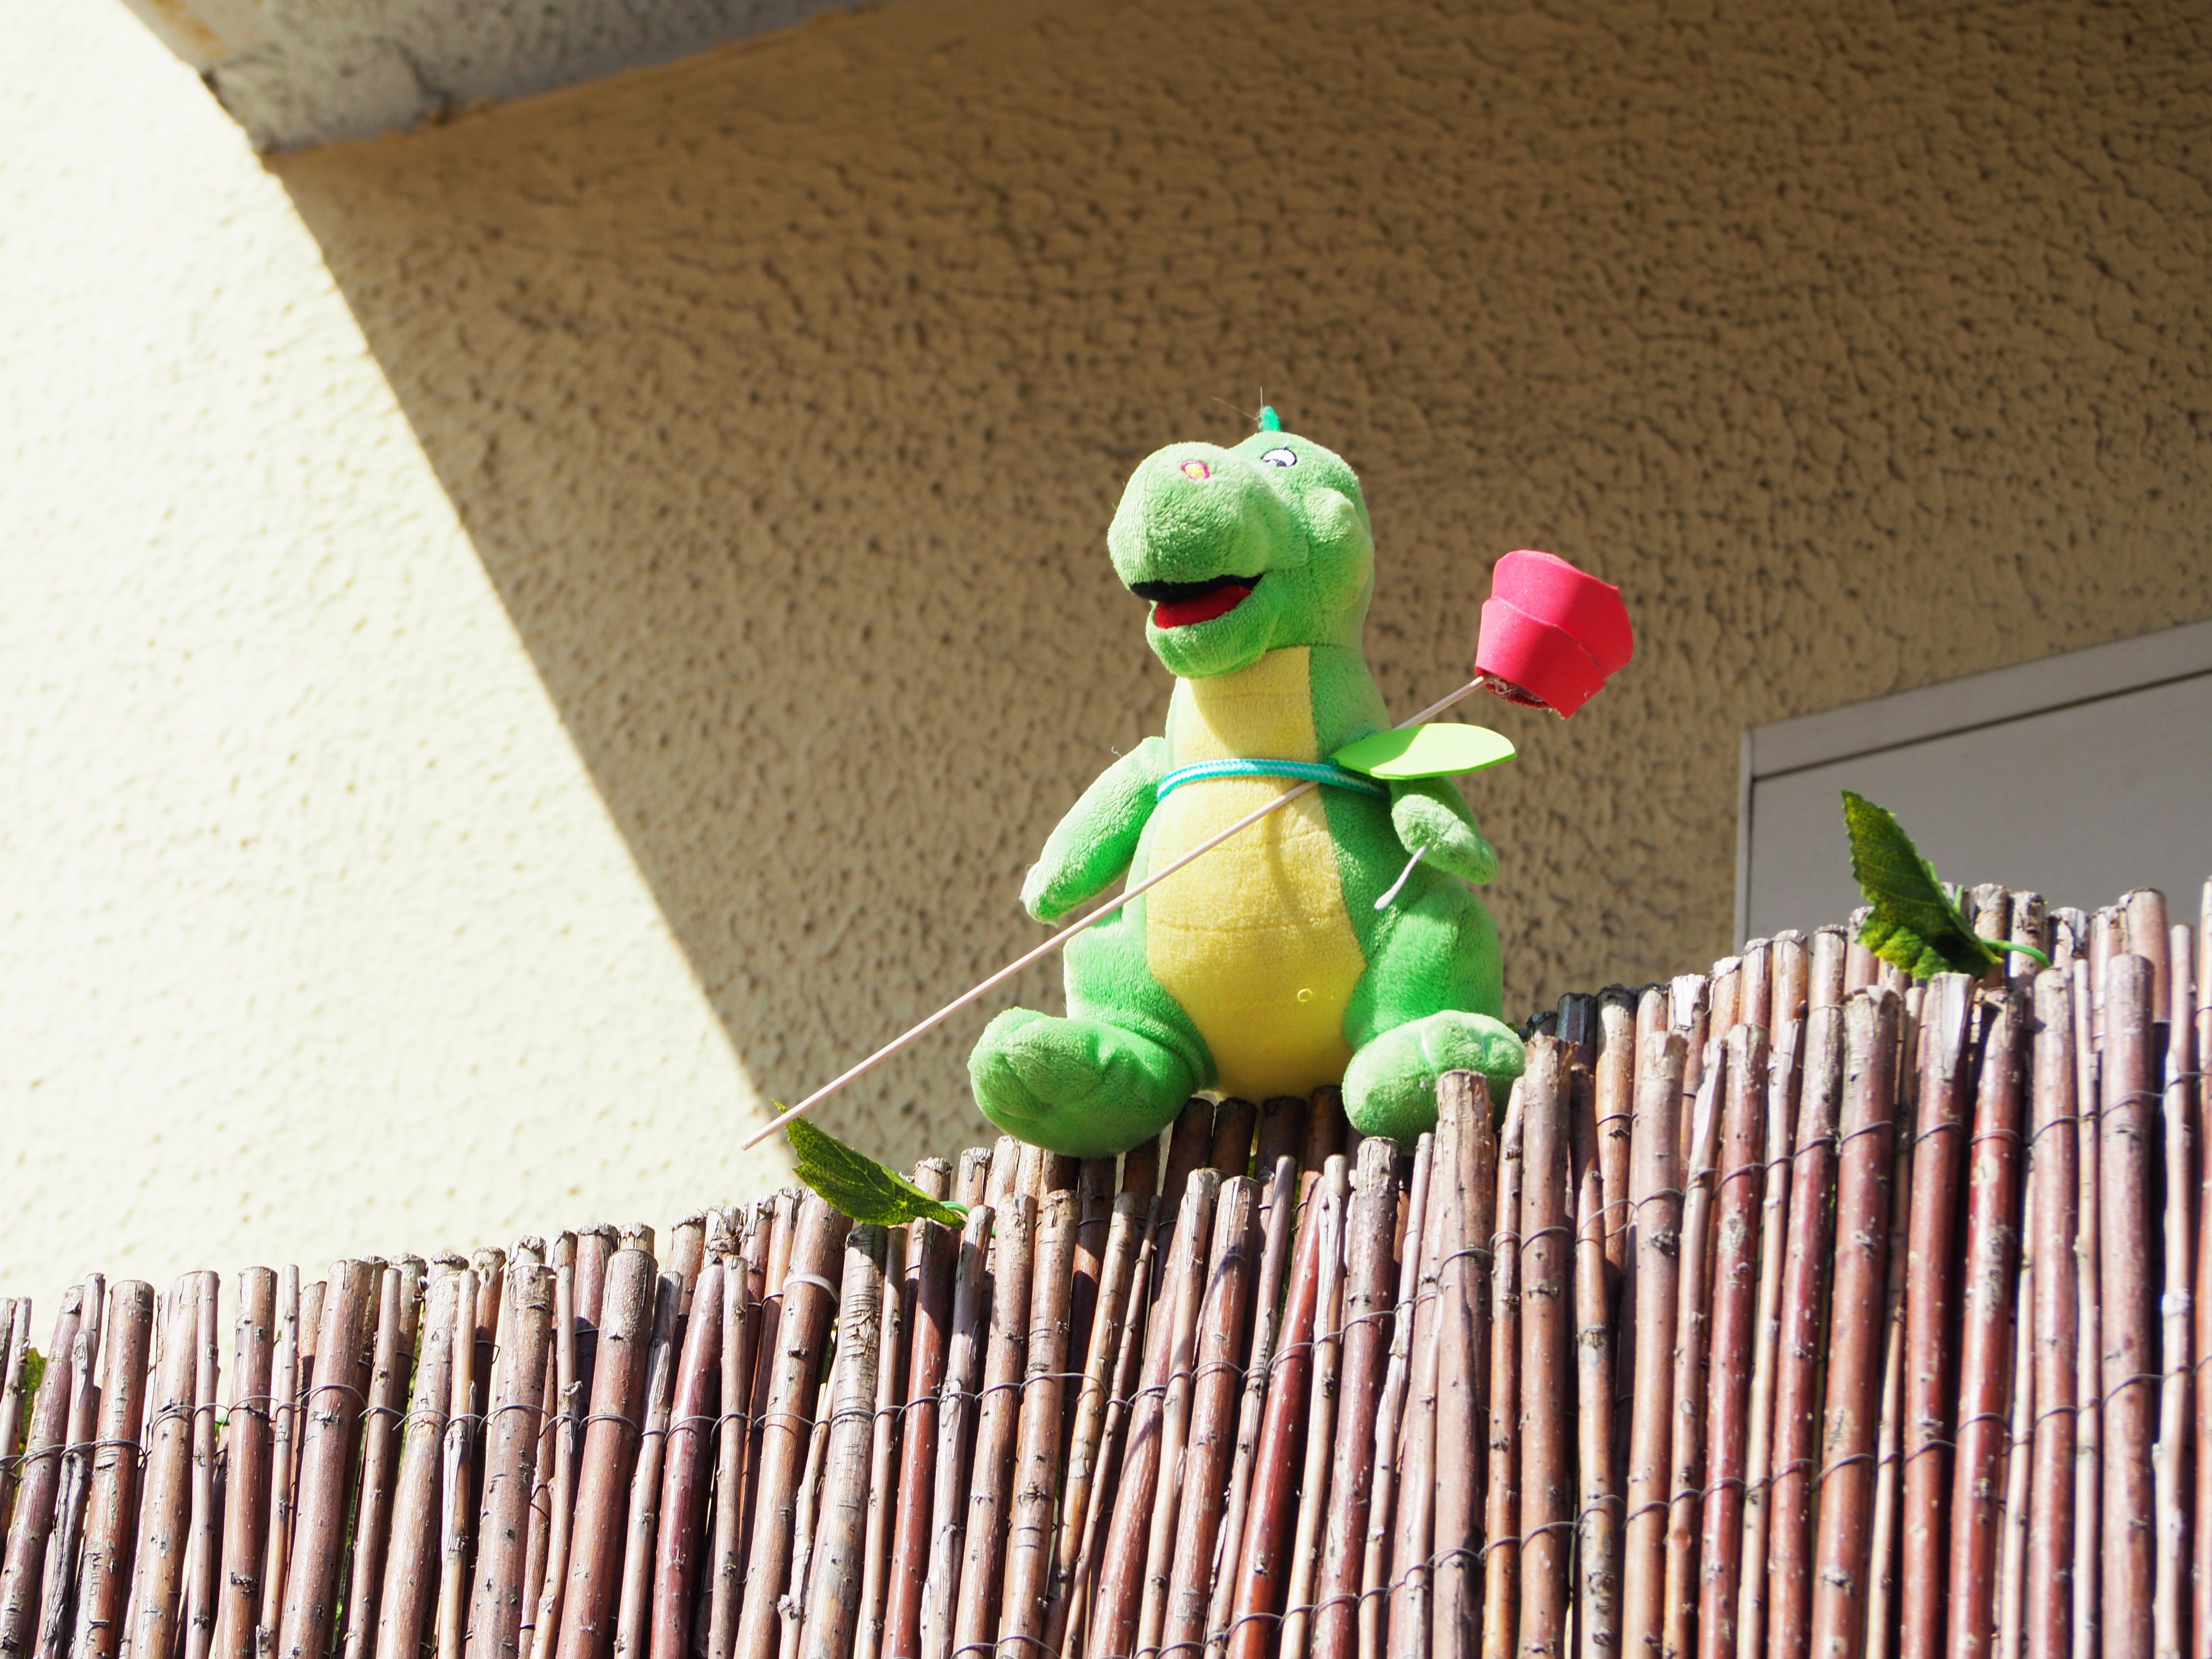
[
  {"xmin": 1332, "ymin": 723, "xmax": 1516, "ymax": 780},
  {"xmin": 786, "ymin": 1116, "xmax": 968, "ymax": 1228},
  {"xmin": 1841, "ymin": 791, "xmax": 1996, "ymax": 979}
]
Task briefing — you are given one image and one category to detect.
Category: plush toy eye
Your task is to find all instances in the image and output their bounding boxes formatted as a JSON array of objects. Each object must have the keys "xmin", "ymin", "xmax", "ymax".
[{"xmin": 1261, "ymin": 447, "xmax": 1298, "ymax": 468}]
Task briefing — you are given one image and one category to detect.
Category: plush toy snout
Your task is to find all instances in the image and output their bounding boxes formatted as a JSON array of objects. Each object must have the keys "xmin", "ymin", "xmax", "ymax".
[{"xmin": 1107, "ymin": 444, "xmax": 1295, "ymax": 594}]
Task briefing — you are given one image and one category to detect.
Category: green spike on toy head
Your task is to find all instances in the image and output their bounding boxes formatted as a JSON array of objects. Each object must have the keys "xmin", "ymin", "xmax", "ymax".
[{"xmin": 1258, "ymin": 406, "xmax": 1281, "ymax": 432}]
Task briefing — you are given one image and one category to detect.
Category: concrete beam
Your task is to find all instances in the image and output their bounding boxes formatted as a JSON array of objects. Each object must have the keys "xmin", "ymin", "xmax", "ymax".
[{"xmin": 115, "ymin": 0, "xmax": 861, "ymax": 151}]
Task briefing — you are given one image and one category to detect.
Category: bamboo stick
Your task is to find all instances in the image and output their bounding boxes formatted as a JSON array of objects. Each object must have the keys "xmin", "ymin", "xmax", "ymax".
[
  {"xmin": 42, "ymin": 1276, "xmax": 106, "ymax": 1659},
  {"xmin": 377, "ymin": 1271, "xmax": 463, "ymax": 1659},
  {"xmin": 1313, "ymin": 1137, "xmax": 1400, "ymax": 1659},
  {"xmin": 886, "ymin": 1208, "xmax": 955, "ymax": 1659},
  {"xmin": 521, "ymin": 1237, "xmax": 578, "ymax": 1659},
  {"xmin": 2027, "ymin": 971, "xmax": 2077, "ymax": 1659},
  {"xmin": 1068, "ymin": 1160, "xmax": 1117, "ymax": 1453},
  {"xmin": 261, "ymin": 1268, "xmax": 304, "ymax": 1652},
  {"xmin": 747, "ymin": 1200, "xmax": 854, "ymax": 1659},
  {"xmin": 1897, "ymin": 975, "xmax": 1973, "ymax": 1659},
  {"xmin": 1396, "ymin": 1127, "xmax": 1459, "ymax": 1659},
  {"xmin": 649, "ymin": 1260, "xmax": 721, "ymax": 1659},
  {"xmin": 2071, "ymin": 958, "xmax": 2102, "ymax": 1659},
  {"xmin": 1286, "ymin": 1159, "xmax": 1353, "ymax": 1659},
  {"xmin": 1057, "ymin": 1210, "xmax": 1158, "ymax": 1659},
  {"xmin": 1623, "ymin": 1032, "xmax": 1689, "ymax": 1659},
  {"xmin": 1843, "ymin": 916, "xmax": 1877, "ymax": 996},
  {"xmin": 799, "ymin": 1226, "xmax": 889, "ymax": 1659},
  {"xmin": 1597, "ymin": 989, "xmax": 1638, "ymax": 1281},
  {"xmin": 1089, "ymin": 1172, "xmax": 1212, "ymax": 1659},
  {"xmin": 475, "ymin": 1264, "xmax": 555, "ymax": 1659},
  {"xmin": 854, "ymin": 1221, "xmax": 907, "ymax": 1659},
  {"xmin": 531, "ymin": 1264, "xmax": 584, "ymax": 1659},
  {"xmin": 1664, "ymin": 1043, "xmax": 1725, "ymax": 1659},
  {"xmin": 0, "ymin": 1301, "xmax": 27, "ymax": 1550},
  {"xmin": 1389, "ymin": 1115, "xmax": 1453, "ymax": 1659},
  {"xmin": 1948, "ymin": 991, "xmax": 2027, "ymax": 1659},
  {"xmin": 1698, "ymin": 1026, "xmax": 1769, "ymax": 1659},
  {"xmin": 2101, "ymin": 956, "xmax": 2156, "ymax": 1659},
  {"xmin": 78, "ymin": 1283, "xmax": 155, "ymax": 1659},
  {"xmin": 1807, "ymin": 989, "xmax": 1901, "ymax": 1659},
  {"xmin": 1766, "ymin": 1003, "xmax": 1846, "ymax": 1659},
  {"xmin": 740, "ymin": 1201, "xmax": 794, "ymax": 1609},
  {"xmin": 2194, "ymin": 885, "xmax": 2212, "ymax": 1659},
  {"xmin": 2154, "ymin": 924, "xmax": 2193, "ymax": 1659},
  {"xmin": 126, "ymin": 1279, "xmax": 198, "ymax": 1659},
  {"xmin": 2199, "ymin": 883, "xmax": 2212, "ymax": 1659},
  {"xmin": 281, "ymin": 1261, "xmax": 377, "ymax": 1659},
  {"xmin": 347, "ymin": 1264, "xmax": 422, "ymax": 1659},
  {"xmin": 781, "ymin": 1365, "xmax": 833, "ymax": 1659},
  {"xmin": 1480, "ymin": 1096, "xmax": 1525, "ymax": 1659},
  {"xmin": 953, "ymin": 1193, "xmax": 1036, "ymax": 1659},
  {"xmin": 184, "ymin": 1274, "xmax": 221, "ymax": 1659},
  {"xmin": 1359, "ymin": 1133, "xmax": 1434, "ymax": 1659},
  {"xmin": 1210, "ymin": 1102, "xmax": 1259, "ymax": 1180},
  {"xmin": 998, "ymin": 1194, "xmax": 1076, "ymax": 1659},
  {"xmin": 1734, "ymin": 1022, "xmax": 1801, "ymax": 1659},
  {"xmin": 1522, "ymin": 1038, "xmax": 1575, "ymax": 1659},
  {"xmin": 1674, "ymin": 976, "xmax": 1712, "ymax": 1179},
  {"xmin": 1809, "ymin": 927, "xmax": 1847, "ymax": 1014},
  {"xmin": 1139, "ymin": 1175, "xmax": 1234, "ymax": 1659},
  {"xmin": 556, "ymin": 1249, "xmax": 661, "ymax": 1659},
  {"xmin": 1203, "ymin": 1157, "xmax": 1297, "ymax": 1659},
  {"xmin": 1437, "ymin": 1074, "xmax": 1496, "ymax": 1659},
  {"xmin": 855, "ymin": 1216, "xmax": 909, "ymax": 1659},
  {"xmin": 0, "ymin": 1288, "xmax": 83, "ymax": 1658},
  {"xmin": 441, "ymin": 1267, "xmax": 483, "ymax": 1659},
  {"xmin": 614, "ymin": 1273, "xmax": 682, "ymax": 1659},
  {"xmin": 919, "ymin": 1208, "xmax": 992, "ymax": 1659},
  {"xmin": 1160, "ymin": 1105, "xmax": 1216, "ymax": 1219},
  {"xmin": 1573, "ymin": 1078, "xmax": 1618, "ymax": 1659},
  {"xmin": 1864, "ymin": 988, "xmax": 1919, "ymax": 1657},
  {"xmin": 1225, "ymin": 1169, "xmax": 1323, "ymax": 1659},
  {"xmin": 1995, "ymin": 1178, "xmax": 2035, "ymax": 1659}
]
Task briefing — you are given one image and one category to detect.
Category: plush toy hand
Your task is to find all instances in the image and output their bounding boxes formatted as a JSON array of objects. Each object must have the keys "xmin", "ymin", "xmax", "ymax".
[
  {"xmin": 1021, "ymin": 737, "xmax": 1170, "ymax": 923},
  {"xmin": 1389, "ymin": 778, "xmax": 1498, "ymax": 886}
]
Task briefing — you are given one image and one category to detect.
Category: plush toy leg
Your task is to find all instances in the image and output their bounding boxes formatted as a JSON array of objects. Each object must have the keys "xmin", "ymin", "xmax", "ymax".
[
  {"xmin": 969, "ymin": 1008, "xmax": 1198, "ymax": 1159},
  {"xmin": 1341, "ymin": 883, "xmax": 1524, "ymax": 1142},
  {"xmin": 1342, "ymin": 1010, "xmax": 1525, "ymax": 1142},
  {"xmin": 967, "ymin": 901, "xmax": 1210, "ymax": 1159}
]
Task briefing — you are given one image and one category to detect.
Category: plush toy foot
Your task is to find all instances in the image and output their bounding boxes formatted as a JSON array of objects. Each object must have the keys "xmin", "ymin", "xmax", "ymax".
[
  {"xmin": 1343, "ymin": 1010, "xmax": 1526, "ymax": 1144},
  {"xmin": 969, "ymin": 1008, "xmax": 1198, "ymax": 1160}
]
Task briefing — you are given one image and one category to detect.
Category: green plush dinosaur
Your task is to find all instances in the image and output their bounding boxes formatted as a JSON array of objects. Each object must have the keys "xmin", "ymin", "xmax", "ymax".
[{"xmin": 968, "ymin": 417, "xmax": 1526, "ymax": 1155}]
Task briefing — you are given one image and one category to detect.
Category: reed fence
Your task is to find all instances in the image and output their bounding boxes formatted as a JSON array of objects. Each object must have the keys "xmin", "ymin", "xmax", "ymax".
[{"xmin": 1, "ymin": 881, "xmax": 2208, "ymax": 1659}]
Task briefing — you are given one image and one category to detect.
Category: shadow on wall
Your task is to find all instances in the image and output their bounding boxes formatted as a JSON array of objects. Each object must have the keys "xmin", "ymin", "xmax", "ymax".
[{"xmin": 273, "ymin": 0, "xmax": 2210, "ymax": 1168}]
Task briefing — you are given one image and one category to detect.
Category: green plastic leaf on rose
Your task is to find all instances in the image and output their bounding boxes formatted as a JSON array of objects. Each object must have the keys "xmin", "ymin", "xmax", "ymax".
[
  {"xmin": 1332, "ymin": 723, "xmax": 1516, "ymax": 780},
  {"xmin": 786, "ymin": 1116, "xmax": 968, "ymax": 1228},
  {"xmin": 1841, "ymin": 791, "xmax": 1997, "ymax": 980}
]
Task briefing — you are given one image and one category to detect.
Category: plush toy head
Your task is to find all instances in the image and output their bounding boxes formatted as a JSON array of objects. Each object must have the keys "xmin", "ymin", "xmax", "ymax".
[{"xmin": 1107, "ymin": 423, "xmax": 1375, "ymax": 680}]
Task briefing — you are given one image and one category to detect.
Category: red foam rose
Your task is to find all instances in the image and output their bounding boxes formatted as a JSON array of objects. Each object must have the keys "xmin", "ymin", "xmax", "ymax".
[{"xmin": 1474, "ymin": 550, "xmax": 1634, "ymax": 717}]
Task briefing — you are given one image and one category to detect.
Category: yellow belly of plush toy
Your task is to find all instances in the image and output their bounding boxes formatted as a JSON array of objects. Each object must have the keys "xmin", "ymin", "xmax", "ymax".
[{"xmin": 1143, "ymin": 649, "xmax": 1367, "ymax": 1101}]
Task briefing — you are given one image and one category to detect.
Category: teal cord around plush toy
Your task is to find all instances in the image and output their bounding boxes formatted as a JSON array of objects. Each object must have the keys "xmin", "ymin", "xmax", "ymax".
[{"xmin": 743, "ymin": 410, "xmax": 1635, "ymax": 1159}]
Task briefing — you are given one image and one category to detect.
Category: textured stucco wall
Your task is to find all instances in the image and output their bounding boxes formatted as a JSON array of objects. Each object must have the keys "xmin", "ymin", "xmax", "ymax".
[
  {"xmin": 268, "ymin": 0, "xmax": 2212, "ymax": 1175},
  {"xmin": 0, "ymin": 0, "xmax": 789, "ymax": 1314}
]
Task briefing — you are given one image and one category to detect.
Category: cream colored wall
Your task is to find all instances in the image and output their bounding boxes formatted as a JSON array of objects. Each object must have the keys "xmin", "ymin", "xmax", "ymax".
[
  {"xmin": 0, "ymin": 0, "xmax": 789, "ymax": 1314},
  {"xmin": 265, "ymin": 0, "xmax": 2212, "ymax": 1174}
]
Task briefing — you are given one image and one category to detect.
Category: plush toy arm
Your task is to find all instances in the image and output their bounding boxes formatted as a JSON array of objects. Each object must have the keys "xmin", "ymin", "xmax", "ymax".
[
  {"xmin": 1389, "ymin": 776, "xmax": 1499, "ymax": 885},
  {"xmin": 1021, "ymin": 737, "xmax": 1170, "ymax": 924}
]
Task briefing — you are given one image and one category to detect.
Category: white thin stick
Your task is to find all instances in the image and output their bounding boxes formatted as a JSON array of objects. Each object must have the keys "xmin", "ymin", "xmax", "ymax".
[
  {"xmin": 742, "ymin": 675, "xmax": 1492, "ymax": 1148},
  {"xmin": 1374, "ymin": 847, "xmax": 1428, "ymax": 911}
]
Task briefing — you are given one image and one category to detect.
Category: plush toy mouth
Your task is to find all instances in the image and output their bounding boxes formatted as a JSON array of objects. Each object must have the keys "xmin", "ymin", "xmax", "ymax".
[{"xmin": 1130, "ymin": 572, "xmax": 1263, "ymax": 629}]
